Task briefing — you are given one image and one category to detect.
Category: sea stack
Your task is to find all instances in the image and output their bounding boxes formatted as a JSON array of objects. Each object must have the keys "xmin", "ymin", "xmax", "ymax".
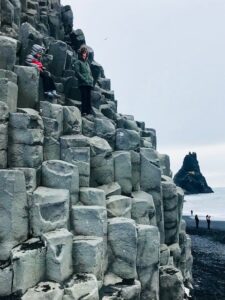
[{"xmin": 174, "ymin": 152, "xmax": 213, "ymax": 194}]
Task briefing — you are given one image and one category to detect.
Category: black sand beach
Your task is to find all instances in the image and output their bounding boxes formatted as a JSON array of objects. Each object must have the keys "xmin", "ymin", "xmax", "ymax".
[{"xmin": 183, "ymin": 216, "xmax": 225, "ymax": 300}]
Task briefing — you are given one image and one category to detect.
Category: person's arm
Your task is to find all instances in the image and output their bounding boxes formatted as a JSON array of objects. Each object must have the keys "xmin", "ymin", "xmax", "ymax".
[{"xmin": 73, "ymin": 60, "xmax": 86, "ymax": 82}]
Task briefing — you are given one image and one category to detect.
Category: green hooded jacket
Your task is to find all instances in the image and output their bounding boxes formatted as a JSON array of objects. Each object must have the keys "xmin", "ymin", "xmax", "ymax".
[{"xmin": 73, "ymin": 57, "xmax": 94, "ymax": 87}]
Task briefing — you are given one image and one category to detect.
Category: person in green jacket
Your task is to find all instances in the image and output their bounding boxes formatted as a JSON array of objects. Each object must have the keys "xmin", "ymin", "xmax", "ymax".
[{"xmin": 73, "ymin": 45, "xmax": 94, "ymax": 115}]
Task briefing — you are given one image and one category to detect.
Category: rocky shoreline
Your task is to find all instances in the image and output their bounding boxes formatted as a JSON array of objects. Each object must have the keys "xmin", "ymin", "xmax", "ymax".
[{"xmin": 184, "ymin": 217, "xmax": 225, "ymax": 300}]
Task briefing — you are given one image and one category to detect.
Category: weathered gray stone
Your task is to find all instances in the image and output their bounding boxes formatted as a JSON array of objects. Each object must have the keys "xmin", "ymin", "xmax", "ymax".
[
  {"xmin": 42, "ymin": 160, "xmax": 79, "ymax": 205},
  {"xmin": 14, "ymin": 66, "xmax": 39, "ymax": 109},
  {"xmin": 0, "ymin": 36, "xmax": 17, "ymax": 70},
  {"xmin": 43, "ymin": 136, "xmax": 60, "ymax": 160},
  {"xmin": 73, "ymin": 236, "xmax": 104, "ymax": 280},
  {"xmin": 0, "ymin": 264, "xmax": 13, "ymax": 297},
  {"xmin": 0, "ymin": 69, "xmax": 17, "ymax": 84},
  {"xmin": 8, "ymin": 143, "xmax": 43, "ymax": 167},
  {"xmin": 42, "ymin": 229, "xmax": 73, "ymax": 283},
  {"xmin": 12, "ymin": 238, "xmax": 46, "ymax": 295},
  {"xmin": 108, "ymin": 218, "xmax": 137, "ymax": 279},
  {"xmin": 63, "ymin": 105, "xmax": 82, "ymax": 134},
  {"xmin": 9, "ymin": 108, "xmax": 44, "ymax": 129},
  {"xmin": 82, "ymin": 116, "xmax": 95, "ymax": 137},
  {"xmin": 0, "ymin": 101, "xmax": 9, "ymax": 122},
  {"xmin": 140, "ymin": 148, "xmax": 161, "ymax": 192},
  {"xmin": 13, "ymin": 167, "xmax": 38, "ymax": 192},
  {"xmin": 60, "ymin": 134, "xmax": 90, "ymax": 148},
  {"xmin": 116, "ymin": 129, "xmax": 140, "ymax": 151},
  {"xmin": 9, "ymin": 127, "xmax": 44, "ymax": 145},
  {"xmin": 72, "ymin": 206, "xmax": 107, "ymax": 238},
  {"xmin": 63, "ymin": 274, "xmax": 99, "ymax": 300},
  {"xmin": 159, "ymin": 266, "xmax": 184, "ymax": 300},
  {"xmin": 101, "ymin": 280, "xmax": 141, "ymax": 300},
  {"xmin": 61, "ymin": 146, "xmax": 90, "ymax": 187},
  {"xmin": 0, "ymin": 123, "xmax": 8, "ymax": 150},
  {"xmin": 131, "ymin": 191, "xmax": 156, "ymax": 225},
  {"xmin": 30, "ymin": 186, "xmax": 69, "ymax": 236},
  {"xmin": 0, "ymin": 78, "xmax": 18, "ymax": 112},
  {"xmin": 160, "ymin": 244, "xmax": 170, "ymax": 266},
  {"xmin": 137, "ymin": 225, "xmax": 160, "ymax": 300},
  {"xmin": 90, "ymin": 136, "xmax": 114, "ymax": 186},
  {"xmin": 113, "ymin": 151, "xmax": 132, "ymax": 195},
  {"xmin": 19, "ymin": 22, "xmax": 43, "ymax": 64},
  {"xmin": 40, "ymin": 101, "xmax": 63, "ymax": 128},
  {"xmin": 117, "ymin": 116, "xmax": 140, "ymax": 132},
  {"xmin": 94, "ymin": 117, "xmax": 116, "ymax": 148},
  {"xmin": 162, "ymin": 181, "xmax": 179, "ymax": 245},
  {"xmin": 130, "ymin": 150, "xmax": 140, "ymax": 191},
  {"xmin": 158, "ymin": 153, "xmax": 172, "ymax": 177},
  {"xmin": 0, "ymin": 150, "xmax": 7, "ymax": 168},
  {"xmin": 0, "ymin": 170, "xmax": 28, "ymax": 260},
  {"xmin": 98, "ymin": 182, "xmax": 121, "ymax": 197},
  {"xmin": 106, "ymin": 195, "xmax": 132, "ymax": 218},
  {"xmin": 22, "ymin": 281, "xmax": 64, "ymax": 300},
  {"xmin": 179, "ymin": 232, "xmax": 193, "ymax": 283},
  {"xmin": 49, "ymin": 40, "xmax": 67, "ymax": 76},
  {"xmin": 79, "ymin": 187, "xmax": 106, "ymax": 206},
  {"xmin": 42, "ymin": 117, "xmax": 62, "ymax": 139},
  {"xmin": 169, "ymin": 243, "xmax": 181, "ymax": 268}
]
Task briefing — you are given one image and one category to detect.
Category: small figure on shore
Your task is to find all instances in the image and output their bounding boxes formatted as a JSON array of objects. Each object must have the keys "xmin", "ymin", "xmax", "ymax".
[
  {"xmin": 191, "ymin": 210, "xmax": 193, "ymax": 216},
  {"xmin": 195, "ymin": 214, "xmax": 199, "ymax": 229},
  {"xmin": 206, "ymin": 215, "xmax": 211, "ymax": 230}
]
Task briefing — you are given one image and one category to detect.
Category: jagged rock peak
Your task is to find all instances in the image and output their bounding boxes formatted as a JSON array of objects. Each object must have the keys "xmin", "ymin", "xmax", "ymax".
[{"xmin": 174, "ymin": 152, "xmax": 213, "ymax": 195}]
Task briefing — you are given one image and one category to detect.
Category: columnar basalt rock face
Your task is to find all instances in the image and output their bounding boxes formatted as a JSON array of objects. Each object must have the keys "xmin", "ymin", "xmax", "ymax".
[{"xmin": 0, "ymin": 1, "xmax": 192, "ymax": 298}]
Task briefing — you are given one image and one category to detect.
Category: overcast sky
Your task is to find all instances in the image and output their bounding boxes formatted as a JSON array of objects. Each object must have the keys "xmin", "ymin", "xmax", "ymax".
[{"xmin": 62, "ymin": 0, "xmax": 225, "ymax": 187}]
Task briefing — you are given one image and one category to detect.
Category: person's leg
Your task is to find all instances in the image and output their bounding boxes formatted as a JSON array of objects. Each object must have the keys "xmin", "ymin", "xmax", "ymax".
[
  {"xmin": 86, "ymin": 86, "xmax": 92, "ymax": 114},
  {"xmin": 80, "ymin": 86, "xmax": 88, "ymax": 114},
  {"xmin": 40, "ymin": 71, "xmax": 53, "ymax": 92}
]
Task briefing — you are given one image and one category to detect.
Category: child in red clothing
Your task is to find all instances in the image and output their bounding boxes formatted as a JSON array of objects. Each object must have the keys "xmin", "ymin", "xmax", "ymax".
[{"xmin": 26, "ymin": 44, "xmax": 59, "ymax": 98}]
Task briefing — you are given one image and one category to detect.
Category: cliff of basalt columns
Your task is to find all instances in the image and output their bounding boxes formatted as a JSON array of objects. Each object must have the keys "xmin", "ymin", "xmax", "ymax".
[{"xmin": 0, "ymin": 1, "xmax": 193, "ymax": 299}]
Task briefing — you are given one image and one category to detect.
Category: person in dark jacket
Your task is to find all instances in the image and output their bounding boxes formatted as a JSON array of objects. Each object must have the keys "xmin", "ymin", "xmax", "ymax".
[
  {"xmin": 195, "ymin": 214, "xmax": 199, "ymax": 229},
  {"xmin": 73, "ymin": 45, "xmax": 94, "ymax": 115},
  {"xmin": 26, "ymin": 44, "xmax": 60, "ymax": 99},
  {"xmin": 206, "ymin": 215, "xmax": 211, "ymax": 230}
]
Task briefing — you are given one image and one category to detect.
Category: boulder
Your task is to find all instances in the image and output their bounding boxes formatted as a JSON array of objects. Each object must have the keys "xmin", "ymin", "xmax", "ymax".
[
  {"xmin": 30, "ymin": 186, "xmax": 69, "ymax": 236},
  {"xmin": 79, "ymin": 187, "xmax": 106, "ymax": 206},
  {"xmin": 116, "ymin": 129, "xmax": 140, "ymax": 151},
  {"xmin": 0, "ymin": 36, "xmax": 17, "ymax": 70},
  {"xmin": 43, "ymin": 136, "xmax": 60, "ymax": 160},
  {"xmin": 13, "ymin": 167, "xmax": 38, "ymax": 192},
  {"xmin": 63, "ymin": 274, "xmax": 99, "ymax": 300},
  {"xmin": 11, "ymin": 238, "xmax": 46, "ymax": 295},
  {"xmin": 63, "ymin": 106, "xmax": 82, "ymax": 134},
  {"xmin": 98, "ymin": 182, "xmax": 121, "ymax": 197},
  {"xmin": 137, "ymin": 225, "xmax": 160, "ymax": 300},
  {"xmin": 0, "ymin": 264, "xmax": 13, "ymax": 297},
  {"xmin": 42, "ymin": 160, "xmax": 79, "ymax": 205},
  {"xmin": 0, "ymin": 170, "xmax": 28, "ymax": 260},
  {"xmin": 131, "ymin": 190, "xmax": 156, "ymax": 226},
  {"xmin": 159, "ymin": 266, "xmax": 184, "ymax": 300},
  {"xmin": 108, "ymin": 218, "xmax": 137, "ymax": 279},
  {"xmin": 0, "ymin": 78, "xmax": 18, "ymax": 112},
  {"xmin": 94, "ymin": 117, "xmax": 116, "ymax": 148},
  {"xmin": 72, "ymin": 236, "xmax": 104, "ymax": 280},
  {"xmin": 22, "ymin": 281, "xmax": 64, "ymax": 300},
  {"xmin": 130, "ymin": 150, "xmax": 140, "ymax": 191},
  {"xmin": 42, "ymin": 229, "xmax": 73, "ymax": 283},
  {"xmin": 160, "ymin": 244, "xmax": 170, "ymax": 266},
  {"xmin": 0, "ymin": 101, "xmax": 9, "ymax": 122},
  {"xmin": 49, "ymin": 40, "xmax": 68, "ymax": 76},
  {"xmin": 106, "ymin": 195, "xmax": 132, "ymax": 218},
  {"xmin": 14, "ymin": 66, "xmax": 39, "ymax": 109},
  {"xmin": 113, "ymin": 151, "xmax": 132, "ymax": 195}
]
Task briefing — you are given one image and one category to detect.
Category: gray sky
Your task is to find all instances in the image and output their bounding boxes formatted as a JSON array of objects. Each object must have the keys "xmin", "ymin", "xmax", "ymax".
[{"xmin": 62, "ymin": 0, "xmax": 225, "ymax": 187}]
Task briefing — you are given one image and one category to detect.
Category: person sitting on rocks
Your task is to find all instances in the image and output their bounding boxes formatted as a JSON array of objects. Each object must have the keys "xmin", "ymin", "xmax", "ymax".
[
  {"xmin": 25, "ymin": 44, "xmax": 60, "ymax": 99},
  {"xmin": 73, "ymin": 45, "xmax": 94, "ymax": 115}
]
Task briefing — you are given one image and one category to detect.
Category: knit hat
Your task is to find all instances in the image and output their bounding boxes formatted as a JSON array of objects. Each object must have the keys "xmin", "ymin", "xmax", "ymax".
[{"xmin": 31, "ymin": 44, "xmax": 45, "ymax": 55}]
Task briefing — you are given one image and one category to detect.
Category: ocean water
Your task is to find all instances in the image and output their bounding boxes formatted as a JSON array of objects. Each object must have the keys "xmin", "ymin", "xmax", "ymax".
[{"xmin": 183, "ymin": 187, "xmax": 225, "ymax": 221}]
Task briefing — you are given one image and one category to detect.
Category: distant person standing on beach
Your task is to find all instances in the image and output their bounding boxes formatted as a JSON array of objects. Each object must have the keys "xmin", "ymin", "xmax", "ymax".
[
  {"xmin": 206, "ymin": 215, "xmax": 211, "ymax": 230},
  {"xmin": 195, "ymin": 214, "xmax": 199, "ymax": 229},
  {"xmin": 191, "ymin": 210, "xmax": 193, "ymax": 216}
]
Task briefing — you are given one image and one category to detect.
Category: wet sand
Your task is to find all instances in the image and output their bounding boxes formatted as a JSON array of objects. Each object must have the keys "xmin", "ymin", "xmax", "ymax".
[{"xmin": 183, "ymin": 216, "xmax": 225, "ymax": 300}]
